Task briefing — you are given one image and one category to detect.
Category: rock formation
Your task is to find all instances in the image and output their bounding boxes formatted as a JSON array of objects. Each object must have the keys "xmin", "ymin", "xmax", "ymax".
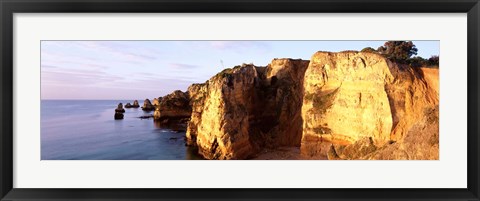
[
  {"xmin": 191, "ymin": 64, "xmax": 259, "ymax": 159},
  {"xmin": 132, "ymin": 100, "xmax": 140, "ymax": 108},
  {"xmin": 115, "ymin": 103, "xmax": 125, "ymax": 113},
  {"xmin": 153, "ymin": 90, "xmax": 191, "ymax": 121},
  {"xmin": 114, "ymin": 112, "xmax": 124, "ymax": 120},
  {"xmin": 252, "ymin": 59, "xmax": 310, "ymax": 148},
  {"xmin": 151, "ymin": 91, "xmax": 191, "ymax": 132},
  {"xmin": 185, "ymin": 83, "xmax": 208, "ymax": 146},
  {"xmin": 326, "ymin": 69, "xmax": 439, "ymax": 160},
  {"xmin": 114, "ymin": 103, "xmax": 125, "ymax": 120},
  {"xmin": 124, "ymin": 103, "xmax": 133, "ymax": 108},
  {"xmin": 300, "ymin": 51, "xmax": 438, "ymax": 159},
  {"xmin": 185, "ymin": 60, "xmax": 310, "ymax": 159},
  {"xmin": 152, "ymin": 98, "xmax": 160, "ymax": 106},
  {"xmin": 142, "ymin": 99, "xmax": 155, "ymax": 111},
  {"xmin": 155, "ymin": 51, "xmax": 439, "ymax": 160}
]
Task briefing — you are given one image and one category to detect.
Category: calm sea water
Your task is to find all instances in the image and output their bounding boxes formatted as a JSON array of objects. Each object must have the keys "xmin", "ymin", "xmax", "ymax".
[{"xmin": 41, "ymin": 100, "xmax": 202, "ymax": 160}]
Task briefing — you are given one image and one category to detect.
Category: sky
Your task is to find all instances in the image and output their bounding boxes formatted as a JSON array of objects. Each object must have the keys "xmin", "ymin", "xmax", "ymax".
[{"xmin": 41, "ymin": 41, "xmax": 439, "ymax": 100}]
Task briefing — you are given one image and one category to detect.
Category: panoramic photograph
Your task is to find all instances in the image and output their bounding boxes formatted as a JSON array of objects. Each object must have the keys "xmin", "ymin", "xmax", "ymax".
[{"xmin": 41, "ymin": 40, "xmax": 439, "ymax": 160}]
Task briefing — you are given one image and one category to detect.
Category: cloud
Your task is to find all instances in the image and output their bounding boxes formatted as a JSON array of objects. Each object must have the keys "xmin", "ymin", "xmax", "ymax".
[
  {"xmin": 65, "ymin": 62, "xmax": 109, "ymax": 69},
  {"xmin": 40, "ymin": 41, "xmax": 250, "ymax": 99},
  {"xmin": 79, "ymin": 41, "xmax": 159, "ymax": 63},
  {"xmin": 41, "ymin": 50, "xmax": 111, "ymax": 72},
  {"xmin": 209, "ymin": 41, "xmax": 271, "ymax": 53},
  {"xmin": 42, "ymin": 76, "xmax": 195, "ymax": 99},
  {"xmin": 41, "ymin": 66, "xmax": 123, "ymax": 87},
  {"xmin": 42, "ymin": 60, "xmax": 109, "ymax": 71},
  {"xmin": 41, "ymin": 81, "xmax": 190, "ymax": 100},
  {"xmin": 128, "ymin": 72, "xmax": 201, "ymax": 82},
  {"xmin": 42, "ymin": 41, "xmax": 160, "ymax": 65},
  {"xmin": 169, "ymin": 63, "xmax": 200, "ymax": 69}
]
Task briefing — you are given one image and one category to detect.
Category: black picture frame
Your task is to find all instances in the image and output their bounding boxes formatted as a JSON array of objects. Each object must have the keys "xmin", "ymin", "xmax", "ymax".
[{"xmin": 1, "ymin": 0, "xmax": 479, "ymax": 200}]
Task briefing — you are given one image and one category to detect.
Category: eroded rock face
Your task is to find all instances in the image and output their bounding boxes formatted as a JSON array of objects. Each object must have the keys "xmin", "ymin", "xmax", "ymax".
[
  {"xmin": 384, "ymin": 64, "xmax": 439, "ymax": 142},
  {"xmin": 161, "ymin": 51, "xmax": 438, "ymax": 160},
  {"xmin": 301, "ymin": 52, "xmax": 394, "ymax": 157},
  {"xmin": 152, "ymin": 97, "xmax": 163, "ymax": 106},
  {"xmin": 153, "ymin": 90, "xmax": 191, "ymax": 120},
  {"xmin": 328, "ymin": 105, "xmax": 439, "ymax": 160},
  {"xmin": 300, "ymin": 51, "xmax": 439, "ymax": 158},
  {"xmin": 142, "ymin": 99, "xmax": 155, "ymax": 111},
  {"xmin": 132, "ymin": 100, "xmax": 140, "ymax": 108},
  {"xmin": 186, "ymin": 83, "xmax": 208, "ymax": 146},
  {"xmin": 187, "ymin": 60, "xmax": 310, "ymax": 159},
  {"xmin": 251, "ymin": 59, "xmax": 310, "ymax": 148},
  {"xmin": 194, "ymin": 65, "xmax": 259, "ymax": 159}
]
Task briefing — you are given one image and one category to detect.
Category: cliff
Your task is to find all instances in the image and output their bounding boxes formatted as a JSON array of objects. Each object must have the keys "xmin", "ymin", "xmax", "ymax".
[
  {"xmin": 327, "ymin": 66, "xmax": 439, "ymax": 160},
  {"xmin": 153, "ymin": 90, "xmax": 190, "ymax": 121},
  {"xmin": 189, "ymin": 65, "xmax": 258, "ymax": 159},
  {"xmin": 253, "ymin": 59, "xmax": 310, "ymax": 147},
  {"xmin": 185, "ymin": 83, "xmax": 208, "ymax": 146},
  {"xmin": 160, "ymin": 51, "xmax": 439, "ymax": 160},
  {"xmin": 301, "ymin": 51, "xmax": 438, "ymax": 159}
]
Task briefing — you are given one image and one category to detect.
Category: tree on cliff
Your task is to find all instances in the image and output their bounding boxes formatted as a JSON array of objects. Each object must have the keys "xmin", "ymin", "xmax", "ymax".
[
  {"xmin": 428, "ymin": 55, "xmax": 439, "ymax": 66},
  {"xmin": 407, "ymin": 56, "xmax": 428, "ymax": 67},
  {"xmin": 406, "ymin": 55, "xmax": 439, "ymax": 68},
  {"xmin": 377, "ymin": 41, "xmax": 418, "ymax": 62}
]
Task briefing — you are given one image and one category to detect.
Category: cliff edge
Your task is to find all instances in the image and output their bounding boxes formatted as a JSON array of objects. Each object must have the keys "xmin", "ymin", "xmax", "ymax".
[{"xmin": 161, "ymin": 51, "xmax": 439, "ymax": 160}]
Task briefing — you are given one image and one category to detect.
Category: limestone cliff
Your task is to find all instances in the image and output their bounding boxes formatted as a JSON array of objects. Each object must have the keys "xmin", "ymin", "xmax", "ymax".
[
  {"xmin": 161, "ymin": 51, "xmax": 439, "ymax": 160},
  {"xmin": 251, "ymin": 59, "xmax": 310, "ymax": 147},
  {"xmin": 186, "ymin": 83, "xmax": 208, "ymax": 146},
  {"xmin": 193, "ymin": 65, "xmax": 258, "ymax": 159},
  {"xmin": 301, "ymin": 51, "xmax": 394, "ymax": 156},
  {"xmin": 385, "ymin": 64, "xmax": 439, "ymax": 142},
  {"xmin": 184, "ymin": 59, "xmax": 311, "ymax": 159},
  {"xmin": 153, "ymin": 90, "xmax": 190, "ymax": 121},
  {"xmin": 301, "ymin": 51, "xmax": 438, "ymax": 159},
  {"xmin": 327, "ymin": 105, "xmax": 439, "ymax": 160}
]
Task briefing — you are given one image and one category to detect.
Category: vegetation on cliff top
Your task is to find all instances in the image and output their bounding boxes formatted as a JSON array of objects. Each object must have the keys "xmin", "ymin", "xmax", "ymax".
[{"xmin": 361, "ymin": 41, "xmax": 439, "ymax": 68}]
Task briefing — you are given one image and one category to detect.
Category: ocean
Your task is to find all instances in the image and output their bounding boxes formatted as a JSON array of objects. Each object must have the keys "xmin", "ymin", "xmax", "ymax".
[{"xmin": 41, "ymin": 100, "xmax": 202, "ymax": 160}]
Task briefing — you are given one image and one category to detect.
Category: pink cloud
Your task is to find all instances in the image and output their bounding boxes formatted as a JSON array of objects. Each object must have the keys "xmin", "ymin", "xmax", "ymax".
[{"xmin": 209, "ymin": 41, "xmax": 271, "ymax": 53}]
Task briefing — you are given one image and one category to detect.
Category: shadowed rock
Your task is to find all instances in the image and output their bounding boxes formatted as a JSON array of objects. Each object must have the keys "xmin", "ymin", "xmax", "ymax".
[
  {"xmin": 114, "ymin": 112, "xmax": 124, "ymax": 120},
  {"xmin": 115, "ymin": 103, "xmax": 125, "ymax": 113}
]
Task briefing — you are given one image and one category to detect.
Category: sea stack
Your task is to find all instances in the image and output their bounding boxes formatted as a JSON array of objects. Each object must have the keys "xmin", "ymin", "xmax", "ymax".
[
  {"xmin": 114, "ymin": 112, "xmax": 124, "ymax": 120},
  {"xmin": 142, "ymin": 99, "xmax": 155, "ymax": 111},
  {"xmin": 114, "ymin": 103, "xmax": 125, "ymax": 120},
  {"xmin": 132, "ymin": 100, "xmax": 140, "ymax": 108},
  {"xmin": 124, "ymin": 103, "xmax": 133, "ymax": 108},
  {"xmin": 115, "ymin": 103, "xmax": 125, "ymax": 113}
]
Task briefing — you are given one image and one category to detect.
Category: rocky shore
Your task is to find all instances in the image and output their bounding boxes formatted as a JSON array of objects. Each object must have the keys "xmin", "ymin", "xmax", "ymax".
[{"xmin": 115, "ymin": 51, "xmax": 439, "ymax": 160}]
